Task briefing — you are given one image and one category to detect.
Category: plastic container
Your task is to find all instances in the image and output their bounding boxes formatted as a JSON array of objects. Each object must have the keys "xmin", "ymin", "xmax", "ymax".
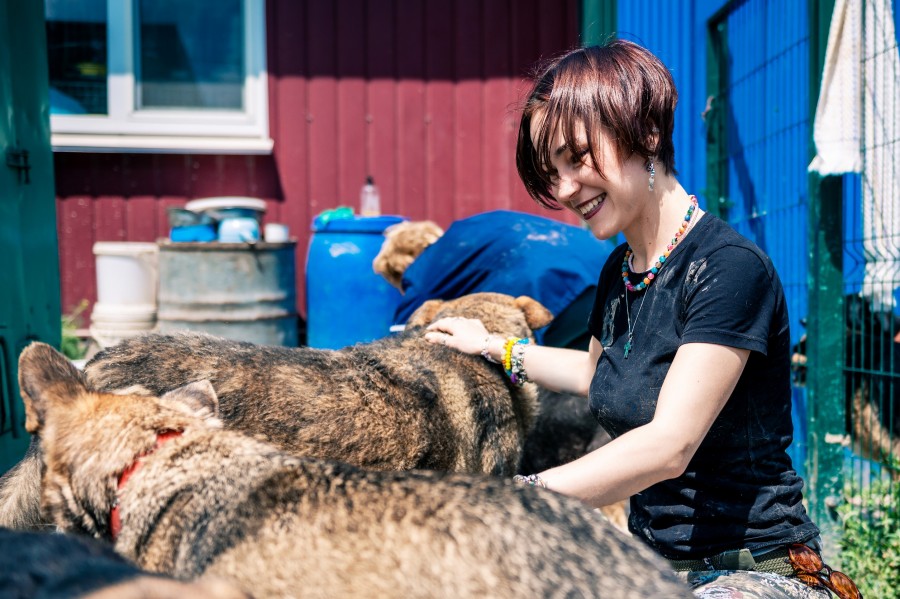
[
  {"xmin": 90, "ymin": 242, "xmax": 159, "ymax": 348},
  {"xmin": 93, "ymin": 242, "xmax": 158, "ymax": 305},
  {"xmin": 306, "ymin": 214, "xmax": 405, "ymax": 349},
  {"xmin": 359, "ymin": 176, "xmax": 381, "ymax": 216},
  {"xmin": 184, "ymin": 197, "xmax": 267, "ymax": 243}
]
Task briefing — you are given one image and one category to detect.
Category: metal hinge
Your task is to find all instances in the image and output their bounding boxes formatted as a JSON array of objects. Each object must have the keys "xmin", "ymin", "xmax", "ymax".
[{"xmin": 5, "ymin": 147, "xmax": 31, "ymax": 184}]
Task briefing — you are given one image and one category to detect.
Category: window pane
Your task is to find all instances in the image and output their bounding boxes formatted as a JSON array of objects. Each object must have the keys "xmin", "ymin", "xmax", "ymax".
[
  {"xmin": 45, "ymin": 0, "xmax": 108, "ymax": 115},
  {"xmin": 137, "ymin": 0, "xmax": 244, "ymax": 110}
]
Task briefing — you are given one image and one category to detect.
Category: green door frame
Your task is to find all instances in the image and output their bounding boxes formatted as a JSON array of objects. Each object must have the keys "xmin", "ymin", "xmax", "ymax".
[
  {"xmin": 0, "ymin": 0, "xmax": 61, "ymax": 474},
  {"xmin": 805, "ymin": 0, "xmax": 844, "ymax": 560}
]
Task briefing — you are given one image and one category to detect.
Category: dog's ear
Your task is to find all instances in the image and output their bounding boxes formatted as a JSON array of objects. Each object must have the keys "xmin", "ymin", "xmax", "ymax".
[
  {"xmin": 514, "ymin": 296, "xmax": 554, "ymax": 331},
  {"xmin": 18, "ymin": 342, "xmax": 87, "ymax": 434},
  {"xmin": 372, "ymin": 247, "xmax": 407, "ymax": 291},
  {"xmin": 161, "ymin": 380, "xmax": 220, "ymax": 422},
  {"xmin": 406, "ymin": 299, "xmax": 445, "ymax": 327}
]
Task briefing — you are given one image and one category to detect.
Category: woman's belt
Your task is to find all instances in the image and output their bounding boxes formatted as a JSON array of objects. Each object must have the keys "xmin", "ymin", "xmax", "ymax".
[{"xmin": 667, "ymin": 546, "xmax": 795, "ymax": 576}]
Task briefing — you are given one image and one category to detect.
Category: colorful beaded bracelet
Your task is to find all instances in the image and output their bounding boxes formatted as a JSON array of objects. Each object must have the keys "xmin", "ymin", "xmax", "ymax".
[{"xmin": 502, "ymin": 337, "xmax": 530, "ymax": 386}]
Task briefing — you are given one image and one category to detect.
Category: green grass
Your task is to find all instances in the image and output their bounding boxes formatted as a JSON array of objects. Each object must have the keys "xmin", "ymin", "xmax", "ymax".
[
  {"xmin": 838, "ymin": 479, "xmax": 900, "ymax": 599},
  {"xmin": 60, "ymin": 299, "xmax": 89, "ymax": 360}
]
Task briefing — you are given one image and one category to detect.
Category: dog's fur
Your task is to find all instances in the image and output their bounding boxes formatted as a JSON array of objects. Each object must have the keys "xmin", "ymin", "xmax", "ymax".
[
  {"xmin": 20, "ymin": 342, "xmax": 691, "ymax": 598},
  {"xmin": 0, "ymin": 293, "xmax": 548, "ymax": 531},
  {"xmin": 372, "ymin": 220, "xmax": 444, "ymax": 290},
  {"xmin": 0, "ymin": 527, "xmax": 247, "ymax": 599}
]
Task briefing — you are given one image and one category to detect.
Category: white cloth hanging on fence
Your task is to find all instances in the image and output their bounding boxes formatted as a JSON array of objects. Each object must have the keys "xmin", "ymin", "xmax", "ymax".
[
  {"xmin": 810, "ymin": 0, "xmax": 900, "ymax": 313},
  {"xmin": 809, "ymin": 0, "xmax": 862, "ymax": 175}
]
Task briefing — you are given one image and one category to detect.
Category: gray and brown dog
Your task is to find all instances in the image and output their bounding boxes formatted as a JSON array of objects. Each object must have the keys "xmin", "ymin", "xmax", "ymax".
[
  {"xmin": 19, "ymin": 341, "xmax": 691, "ymax": 598},
  {"xmin": 1, "ymin": 292, "xmax": 546, "ymax": 530}
]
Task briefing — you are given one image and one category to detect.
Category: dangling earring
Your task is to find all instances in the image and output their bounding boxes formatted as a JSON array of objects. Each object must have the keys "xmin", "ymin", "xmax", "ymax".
[{"xmin": 646, "ymin": 159, "xmax": 656, "ymax": 191}]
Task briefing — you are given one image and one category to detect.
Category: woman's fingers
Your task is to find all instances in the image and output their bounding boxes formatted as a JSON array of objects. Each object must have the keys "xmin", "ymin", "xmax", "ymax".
[{"xmin": 423, "ymin": 317, "xmax": 489, "ymax": 354}]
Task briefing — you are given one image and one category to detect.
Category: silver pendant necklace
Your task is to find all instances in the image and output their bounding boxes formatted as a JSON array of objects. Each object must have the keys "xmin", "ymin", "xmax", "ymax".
[{"xmin": 623, "ymin": 289, "xmax": 648, "ymax": 359}]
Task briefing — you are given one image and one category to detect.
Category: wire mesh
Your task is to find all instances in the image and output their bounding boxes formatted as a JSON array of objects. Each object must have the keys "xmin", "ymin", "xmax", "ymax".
[
  {"xmin": 840, "ymin": 0, "xmax": 900, "ymax": 559},
  {"xmin": 710, "ymin": 0, "xmax": 812, "ymax": 478}
]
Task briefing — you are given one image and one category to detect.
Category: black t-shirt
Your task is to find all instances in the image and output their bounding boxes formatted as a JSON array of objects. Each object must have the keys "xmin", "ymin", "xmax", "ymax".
[{"xmin": 587, "ymin": 214, "xmax": 819, "ymax": 559}]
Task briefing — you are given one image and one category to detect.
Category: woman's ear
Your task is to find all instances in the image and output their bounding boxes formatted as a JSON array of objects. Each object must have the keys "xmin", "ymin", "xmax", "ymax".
[{"xmin": 646, "ymin": 122, "xmax": 660, "ymax": 155}]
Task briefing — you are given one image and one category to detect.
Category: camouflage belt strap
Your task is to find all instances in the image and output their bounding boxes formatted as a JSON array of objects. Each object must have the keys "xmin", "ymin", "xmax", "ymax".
[{"xmin": 668, "ymin": 547, "xmax": 795, "ymax": 576}]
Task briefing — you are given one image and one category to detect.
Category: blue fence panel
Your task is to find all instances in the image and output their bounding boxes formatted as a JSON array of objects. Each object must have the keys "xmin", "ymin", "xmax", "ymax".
[{"xmin": 720, "ymin": 0, "xmax": 810, "ymax": 477}]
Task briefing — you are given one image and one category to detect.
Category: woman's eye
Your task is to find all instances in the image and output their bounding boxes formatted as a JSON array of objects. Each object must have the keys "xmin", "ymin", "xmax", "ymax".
[{"xmin": 570, "ymin": 149, "xmax": 589, "ymax": 165}]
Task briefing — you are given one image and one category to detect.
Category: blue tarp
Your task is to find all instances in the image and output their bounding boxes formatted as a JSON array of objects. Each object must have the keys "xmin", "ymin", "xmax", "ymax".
[{"xmin": 394, "ymin": 210, "xmax": 616, "ymax": 344}]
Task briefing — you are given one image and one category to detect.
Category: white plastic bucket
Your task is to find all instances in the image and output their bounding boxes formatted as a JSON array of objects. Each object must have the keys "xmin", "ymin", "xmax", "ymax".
[
  {"xmin": 91, "ymin": 242, "xmax": 160, "ymax": 348},
  {"xmin": 93, "ymin": 242, "xmax": 159, "ymax": 305}
]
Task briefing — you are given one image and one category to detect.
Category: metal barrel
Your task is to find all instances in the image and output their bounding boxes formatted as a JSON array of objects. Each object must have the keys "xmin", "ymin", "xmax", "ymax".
[{"xmin": 157, "ymin": 241, "xmax": 298, "ymax": 346}]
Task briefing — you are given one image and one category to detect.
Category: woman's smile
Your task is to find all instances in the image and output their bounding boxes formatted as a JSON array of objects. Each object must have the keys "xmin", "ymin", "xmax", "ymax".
[{"xmin": 575, "ymin": 193, "xmax": 606, "ymax": 220}]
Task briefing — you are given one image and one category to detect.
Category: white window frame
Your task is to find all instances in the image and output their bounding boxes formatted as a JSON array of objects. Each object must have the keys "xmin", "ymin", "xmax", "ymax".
[{"xmin": 50, "ymin": 0, "xmax": 272, "ymax": 154}]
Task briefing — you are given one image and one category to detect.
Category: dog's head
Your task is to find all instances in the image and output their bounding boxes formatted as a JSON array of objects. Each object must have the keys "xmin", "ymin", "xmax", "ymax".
[
  {"xmin": 372, "ymin": 220, "xmax": 444, "ymax": 291},
  {"xmin": 406, "ymin": 292, "xmax": 553, "ymax": 340},
  {"xmin": 17, "ymin": 342, "xmax": 222, "ymax": 539}
]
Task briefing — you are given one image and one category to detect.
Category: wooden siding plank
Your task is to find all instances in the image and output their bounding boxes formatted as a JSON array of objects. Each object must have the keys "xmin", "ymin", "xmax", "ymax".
[
  {"xmin": 93, "ymin": 196, "xmax": 126, "ymax": 242},
  {"xmin": 126, "ymin": 196, "xmax": 159, "ymax": 242},
  {"xmin": 365, "ymin": 0, "xmax": 397, "ymax": 215},
  {"xmin": 483, "ymin": 0, "xmax": 512, "ymax": 211},
  {"xmin": 336, "ymin": 0, "xmax": 367, "ymax": 208},
  {"xmin": 395, "ymin": 0, "xmax": 426, "ymax": 220},
  {"xmin": 271, "ymin": 0, "xmax": 311, "ymax": 316},
  {"xmin": 509, "ymin": 0, "xmax": 539, "ymax": 215},
  {"xmin": 57, "ymin": 195, "xmax": 95, "ymax": 315},
  {"xmin": 453, "ymin": 0, "xmax": 483, "ymax": 218},
  {"xmin": 425, "ymin": 0, "xmax": 455, "ymax": 223},
  {"xmin": 306, "ymin": 0, "xmax": 339, "ymax": 218}
]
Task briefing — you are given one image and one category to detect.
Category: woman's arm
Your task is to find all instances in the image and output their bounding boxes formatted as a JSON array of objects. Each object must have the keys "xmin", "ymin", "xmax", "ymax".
[
  {"xmin": 424, "ymin": 318, "xmax": 601, "ymax": 396},
  {"xmin": 539, "ymin": 342, "xmax": 750, "ymax": 508}
]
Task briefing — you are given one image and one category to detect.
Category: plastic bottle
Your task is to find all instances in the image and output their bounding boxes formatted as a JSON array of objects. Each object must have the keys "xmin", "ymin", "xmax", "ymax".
[{"xmin": 360, "ymin": 176, "xmax": 381, "ymax": 216}]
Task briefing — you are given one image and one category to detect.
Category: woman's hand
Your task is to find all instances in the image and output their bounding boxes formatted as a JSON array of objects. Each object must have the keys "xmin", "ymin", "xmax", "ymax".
[{"xmin": 424, "ymin": 317, "xmax": 492, "ymax": 355}]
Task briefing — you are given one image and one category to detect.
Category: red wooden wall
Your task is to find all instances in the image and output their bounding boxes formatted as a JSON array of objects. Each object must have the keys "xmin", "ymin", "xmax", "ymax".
[{"xmin": 55, "ymin": 0, "xmax": 580, "ymax": 322}]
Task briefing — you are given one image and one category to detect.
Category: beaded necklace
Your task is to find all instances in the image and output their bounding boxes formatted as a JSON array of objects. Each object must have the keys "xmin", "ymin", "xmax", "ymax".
[
  {"xmin": 620, "ymin": 195, "xmax": 698, "ymax": 292},
  {"xmin": 620, "ymin": 195, "xmax": 699, "ymax": 359}
]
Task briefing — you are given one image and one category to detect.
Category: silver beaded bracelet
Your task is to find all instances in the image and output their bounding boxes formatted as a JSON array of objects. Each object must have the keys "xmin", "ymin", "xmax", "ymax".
[
  {"xmin": 513, "ymin": 474, "xmax": 547, "ymax": 488},
  {"xmin": 480, "ymin": 335, "xmax": 499, "ymax": 364}
]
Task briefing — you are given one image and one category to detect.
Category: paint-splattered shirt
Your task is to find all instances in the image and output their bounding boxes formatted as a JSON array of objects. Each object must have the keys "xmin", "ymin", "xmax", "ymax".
[{"xmin": 587, "ymin": 214, "xmax": 819, "ymax": 559}]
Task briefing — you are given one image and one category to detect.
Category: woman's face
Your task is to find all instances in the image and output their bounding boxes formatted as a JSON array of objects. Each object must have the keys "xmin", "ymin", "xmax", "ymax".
[{"xmin": 530, "ymin": 113, "xmax": 650, "ymax": 241}]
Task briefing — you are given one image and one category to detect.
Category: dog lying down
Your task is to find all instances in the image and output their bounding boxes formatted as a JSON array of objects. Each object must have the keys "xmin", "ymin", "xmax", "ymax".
[
  {"xmin": 19, "ymin": 342, "xmax": 691, "ymax": 598},
  {"xmin": 85, "ymin": 291, "xmax": 546, "ymax": 475}
]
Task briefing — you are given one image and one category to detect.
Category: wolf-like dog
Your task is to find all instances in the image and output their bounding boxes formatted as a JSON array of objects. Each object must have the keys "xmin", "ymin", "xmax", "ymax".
[
  {"xmin": 0, "ymin": 293, "xmax": 547, "ymax": 530},
  {"xmin": 19, "ymin": 342, "xmax": 691, "ymax": 598},
  {"xmin": 85, "ymin": 292, "xmax": 546, "ymax": 475}
]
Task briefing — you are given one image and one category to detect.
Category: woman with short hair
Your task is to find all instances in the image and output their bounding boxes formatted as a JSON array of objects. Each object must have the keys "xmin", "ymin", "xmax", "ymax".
[{"xmin": 426, "ymin": 40, "xmax": 856, "ymax": 599}]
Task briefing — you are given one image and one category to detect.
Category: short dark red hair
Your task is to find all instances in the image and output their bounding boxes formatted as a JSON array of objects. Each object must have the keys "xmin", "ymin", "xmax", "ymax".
[{"xmin": 516, "ymin": 40, "xmax": 679, "ymax": 210}]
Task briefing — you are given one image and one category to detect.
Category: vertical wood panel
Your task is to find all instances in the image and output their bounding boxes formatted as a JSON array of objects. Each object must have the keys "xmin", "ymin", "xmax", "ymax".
[
  {"xmin": 483, "ymin": 0, "xmax": 512, "ymax": 210},
  {"xmin": 57, "ymin": 195, "xmax": 94, "ymax": 314},
  {"xmin": 366, "ymin": 0, "xmax": 397, "ymax": 214},
  {"xmin": 454, "ymin": 0, "xmax": 483, "ymax": 218},
  {"xmin": 93, "ymin": 196, "xmax": 125, "ymax": 242},
  {"xmin": 425, "ymin": 0, "xmax": 455, "ymax": 223},
  {"xmin": 306, "ymin": 0, "xmax": 338, "ymax": 216},
  {"xmin": 395, "ymin": 0, "xmax": 426, "ymax": 220},
  {"xmin": 508, "ymin": 0, "xmax": 539, "ymax": 214},
  {"xmin": 271, "ymin": 0, "xmax": 311, "ymax": 314},
  {"xmin": 336, "ymin": 0, "xmax": 367, "ymax": 207}
]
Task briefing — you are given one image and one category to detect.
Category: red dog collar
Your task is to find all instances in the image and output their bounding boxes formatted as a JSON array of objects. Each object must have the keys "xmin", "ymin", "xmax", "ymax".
[{"xmin": 109, "ymin": 429, "xmax": 182, "ymax": 540}]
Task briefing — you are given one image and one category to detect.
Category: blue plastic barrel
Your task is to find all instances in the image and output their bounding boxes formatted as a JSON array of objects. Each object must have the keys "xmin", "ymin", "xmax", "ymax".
[{"xmin": 306, "ymin": 214, "xmax": 406, "ymax": 349}]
